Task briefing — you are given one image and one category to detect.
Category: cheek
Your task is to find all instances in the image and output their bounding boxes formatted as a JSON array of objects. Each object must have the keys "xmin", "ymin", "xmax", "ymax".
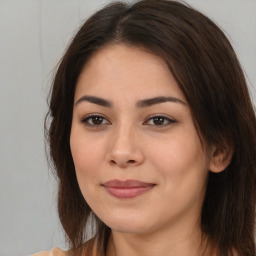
[
  {"xmin": 149, "ymin": 132, "xmax": 205, "ymax": 168},
  {"xmin": 70, "ymin": 129, "xmax": 105, "ymax": 184},
  {"xmin": 147, "ymin": 129, "xmax": 209, "ymax": 191}
]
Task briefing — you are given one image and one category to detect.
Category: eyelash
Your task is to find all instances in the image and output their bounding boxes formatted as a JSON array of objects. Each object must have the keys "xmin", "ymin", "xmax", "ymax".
[{"xmin": 81, "ymin": 114, "xmax": 176, "ymax": 128}]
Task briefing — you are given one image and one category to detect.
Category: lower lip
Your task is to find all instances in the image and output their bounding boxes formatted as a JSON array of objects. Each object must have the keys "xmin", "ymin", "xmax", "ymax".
[{"xmin": 104, "ymin": 185, "xmax": 155, "ymax": 199}]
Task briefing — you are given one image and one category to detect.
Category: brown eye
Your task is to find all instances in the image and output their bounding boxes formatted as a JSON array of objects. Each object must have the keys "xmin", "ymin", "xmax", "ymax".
[
  {"xmin": 81, "ymin": 115, "xmax": 110, "ymax": 127},
  {"xmin": 152, "ymin": 116, "xmax": 165, "ymax": 125},
  {"xmin": 144, "ymin": 115, "xmax": 175, "ymax": 127}
]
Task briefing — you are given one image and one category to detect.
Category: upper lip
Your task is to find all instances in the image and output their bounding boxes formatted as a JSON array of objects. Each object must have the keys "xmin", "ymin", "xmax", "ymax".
[{"xmin": 103, "ymin": 179, "xmax": 155, "ymax": 188}]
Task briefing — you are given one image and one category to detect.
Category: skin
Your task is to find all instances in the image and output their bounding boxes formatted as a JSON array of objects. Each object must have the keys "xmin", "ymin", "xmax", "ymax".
[{"xmin": 70, "ymin": 44, "xmax": 224, "ymax": 256}]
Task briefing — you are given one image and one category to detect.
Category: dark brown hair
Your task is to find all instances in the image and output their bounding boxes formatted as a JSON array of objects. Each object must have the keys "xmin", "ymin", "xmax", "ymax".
[{"xmin": 45, "ymin": 1, "xmax": 256, "ymax": 255}]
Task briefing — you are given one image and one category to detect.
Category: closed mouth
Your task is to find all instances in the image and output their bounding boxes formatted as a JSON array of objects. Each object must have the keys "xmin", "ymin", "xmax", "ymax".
[{"xmin": 103, "ymin": 179, "xmax": 156, "ymax": 199}]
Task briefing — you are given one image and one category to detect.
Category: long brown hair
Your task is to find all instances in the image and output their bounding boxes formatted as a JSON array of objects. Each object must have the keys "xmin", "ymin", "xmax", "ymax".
[{"xmin": 45, "ymin": 1, "xmax": 256, "ymax": 255}]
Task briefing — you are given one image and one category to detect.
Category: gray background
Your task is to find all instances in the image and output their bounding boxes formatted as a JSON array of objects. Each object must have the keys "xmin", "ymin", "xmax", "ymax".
[{"xmin": 0, "ymin": 1, "xmax": 255, "ymax": 255}]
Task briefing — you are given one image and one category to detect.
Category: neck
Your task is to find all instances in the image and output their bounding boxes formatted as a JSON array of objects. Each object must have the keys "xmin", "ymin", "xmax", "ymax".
[{"xmin": 106, "ymin": 225, "xmax": 213, "ymax": 256}]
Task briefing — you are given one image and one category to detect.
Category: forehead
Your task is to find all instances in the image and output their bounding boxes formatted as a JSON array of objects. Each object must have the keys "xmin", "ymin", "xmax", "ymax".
[{"xmin": 75, "ymin": 43, "xmax": 185, "ymax": 103}]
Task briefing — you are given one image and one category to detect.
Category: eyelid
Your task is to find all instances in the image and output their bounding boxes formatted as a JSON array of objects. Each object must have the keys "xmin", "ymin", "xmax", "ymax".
[
  {"xmin": 81, "ymin": 113, "xmax": 111, "ymax": 127},
  {"xmin": 143, "ymin": 114, "xmax": 176, "ymax": 127},
  {"xmin": 81, "ymin": 113, "xmax": 176, "ymax": 129}
]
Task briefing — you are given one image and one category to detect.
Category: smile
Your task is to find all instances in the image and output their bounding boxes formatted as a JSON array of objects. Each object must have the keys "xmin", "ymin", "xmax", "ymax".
[{"xmin": 103, "ymin": 179, "xmax": 156, "ymax": 199}]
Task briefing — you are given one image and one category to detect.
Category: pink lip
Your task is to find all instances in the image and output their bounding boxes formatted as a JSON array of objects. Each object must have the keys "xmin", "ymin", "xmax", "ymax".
[{"xmin": 103, "ymin": 179, "xmax": 155, "ymax": 199}]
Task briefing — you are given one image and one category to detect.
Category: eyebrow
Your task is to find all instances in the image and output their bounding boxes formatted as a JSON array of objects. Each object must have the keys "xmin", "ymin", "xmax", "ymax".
[{"xmin": 75, "ymin": 95, "xmax": 186, "ymax": 108}]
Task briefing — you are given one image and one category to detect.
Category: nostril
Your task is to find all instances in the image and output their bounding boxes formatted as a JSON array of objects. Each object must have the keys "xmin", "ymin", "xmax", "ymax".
[{"xmin": 128, "ymin": 160, "xmax": 136, "ymax": 164}]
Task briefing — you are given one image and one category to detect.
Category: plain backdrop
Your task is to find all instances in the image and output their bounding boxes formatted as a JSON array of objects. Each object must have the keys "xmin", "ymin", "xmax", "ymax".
[{"xmin": 0, "ymin": 0, "xmax": 255, "ymax": 255}]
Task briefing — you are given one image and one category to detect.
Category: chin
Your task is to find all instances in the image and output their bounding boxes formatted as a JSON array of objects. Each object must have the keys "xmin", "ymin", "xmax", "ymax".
[
  {"xmin": 100, "ymin": 214, "xmax": 154, "ymax": 234},
  {"xmin": 108, "ymin": 224, "xmax": 151, "ymax": 234}
]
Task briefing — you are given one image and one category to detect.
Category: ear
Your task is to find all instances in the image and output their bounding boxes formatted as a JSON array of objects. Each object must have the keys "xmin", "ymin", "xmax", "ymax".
[{"xmin": 209, "ymin": 144, "xmax": 234, "ymax": 173}]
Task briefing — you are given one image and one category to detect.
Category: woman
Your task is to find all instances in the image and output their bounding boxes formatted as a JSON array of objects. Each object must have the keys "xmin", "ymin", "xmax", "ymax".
[{"xmin": 32, "ymin": 0, "xmax": 256, "ymax": 255}]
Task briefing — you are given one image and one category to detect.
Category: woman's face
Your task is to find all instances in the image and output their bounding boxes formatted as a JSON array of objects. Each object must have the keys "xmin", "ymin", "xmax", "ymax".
[{"xmin": 70, "ymin": 44, "xmax": 211, "ymax": 235}]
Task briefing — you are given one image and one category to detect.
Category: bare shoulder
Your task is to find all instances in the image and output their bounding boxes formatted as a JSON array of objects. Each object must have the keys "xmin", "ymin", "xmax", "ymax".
[
  {"xmin": 30, "ymin": 247, "xmax": 68, "ymax": 256},
  {"xmin": 30, "ymin": 237, "xmax": 99, "ymax": 256}
]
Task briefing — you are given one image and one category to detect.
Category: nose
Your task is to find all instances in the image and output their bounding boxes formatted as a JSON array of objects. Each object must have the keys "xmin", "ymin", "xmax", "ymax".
[{"xmin": 106, "ymin": 124, "xmax": 145, "ymax": 168}]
